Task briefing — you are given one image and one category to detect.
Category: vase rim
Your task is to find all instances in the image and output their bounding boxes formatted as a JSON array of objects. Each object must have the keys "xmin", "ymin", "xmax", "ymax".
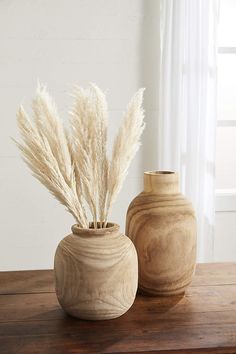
[
  {"xmin": 144, "ymin": 170, "xmax": 176, "ymax": 176},
  {"xmin": 71, "ymin": 222, "xmax": 120, "ymax": 236}
]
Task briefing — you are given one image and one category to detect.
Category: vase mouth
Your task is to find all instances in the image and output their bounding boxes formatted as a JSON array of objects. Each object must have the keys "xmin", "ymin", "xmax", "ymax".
[
  {"xmin": 144, "ymin": 170, "xmax": 176, "ymax": 176},
  {"xmin": 71, "ymin": 222, "xmax": 120, "ymax": 236}
]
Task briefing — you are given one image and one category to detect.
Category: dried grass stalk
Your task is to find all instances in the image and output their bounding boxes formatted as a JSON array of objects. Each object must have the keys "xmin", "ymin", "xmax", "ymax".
[
  {"xmin": 104, "ymin": 89, "xmax": 145, "ymax": 223},
  {"xmin": 14, "ymin": 86, "xmax": 88, "ymax": 228},
  {"xmin": 15, "ymin": 84, "xmax": 145, "ymax": 229},
  {"xmin": 69, "ymin": 84, "xmax": 109, "ymax": 228}
]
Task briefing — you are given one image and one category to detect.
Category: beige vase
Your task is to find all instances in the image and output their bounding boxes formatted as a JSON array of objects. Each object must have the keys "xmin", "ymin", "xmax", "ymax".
[
  {"xmin": 54, "ymin": 223, "xmax": 138, "ymax": 320},
  {"xmin": 126, "ymin": 171, "xmax": 197, "ymax": 296}
]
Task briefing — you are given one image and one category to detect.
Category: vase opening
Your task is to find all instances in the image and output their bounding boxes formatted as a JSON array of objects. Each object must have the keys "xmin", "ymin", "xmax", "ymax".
[
  {"xmin": 71, "ymin": 222, "xmax": 120, "ymax": 236},
  {"xmin": 144, "ymin": 170, "xmax": 175, "ymax": 175},
  {"xmin": 88, "ymin": 222, "xmax": 117, "ymax": 229}
]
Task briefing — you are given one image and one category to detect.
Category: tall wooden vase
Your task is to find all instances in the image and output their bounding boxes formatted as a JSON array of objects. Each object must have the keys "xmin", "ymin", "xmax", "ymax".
[
  {"xmin": 126, "ymin": 171, "xmax": 197, "ymax": 296},
  {"xmin": 54, "ymin": 223, "xmax": 138, "ymax": 320}
]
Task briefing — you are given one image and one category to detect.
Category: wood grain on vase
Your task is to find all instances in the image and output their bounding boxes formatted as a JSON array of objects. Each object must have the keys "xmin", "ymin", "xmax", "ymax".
[
  {"xmin": 126, "ymin": 171, "xmax": 197, "ymax": 296},
  {"xmin": 54, "ymin": 223, "xmax": 138, "ymax": 320}
]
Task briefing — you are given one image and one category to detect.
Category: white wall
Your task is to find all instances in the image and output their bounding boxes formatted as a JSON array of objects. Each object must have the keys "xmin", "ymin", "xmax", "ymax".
[{"xmin": 0, "ymin": 0, "xmax": 160, "ymax": 270}]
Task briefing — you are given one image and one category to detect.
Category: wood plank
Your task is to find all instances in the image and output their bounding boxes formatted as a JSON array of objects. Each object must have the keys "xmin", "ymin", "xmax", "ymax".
[
  {"xmin": 0, "ymin": 324, "xmax": 236, "ymax": 354},
  {"xmin": 0, "ymin": 263, "xmax": 235, "ymax": 296},
  {"xmin": 1, "ymin": 285, "xmax": 236, "ymax": 322},
  {"xmin": 0, "ymin": 293, "xmax": 65, "ymax": 322},
  {"xmin": 0, "ymin": 310, "xmax": 236, "ymax": 337},
  {"xmin": 103, "ymin": 324, "xmax": 236, "ymax": 353},
  {"xmin": 126, "ymin": 349, "xmax": 236, "ymax": 354},
  {"xmin": 0, "ymin": 270, "xmax": 54, "ymax": 294},
  {"xmin": 192, "ymin": 262, "xmax": 236, "ymax": 286}
]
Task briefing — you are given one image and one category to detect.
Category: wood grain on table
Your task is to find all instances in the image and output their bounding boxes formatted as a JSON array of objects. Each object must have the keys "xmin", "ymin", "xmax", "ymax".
[{"xmin": 0, "ymin": 263, "xmax": 236, "ymax": 353}]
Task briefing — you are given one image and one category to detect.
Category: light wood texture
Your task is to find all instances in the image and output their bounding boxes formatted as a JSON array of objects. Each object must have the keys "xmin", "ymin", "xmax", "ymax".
[
  {"xmin": 0, "ymin": 263, "xmax": 236, "ymax": 353},
  {"xmin": 54, "ymin": 223, "xmax": 138, "ymax": 320},
  {"xmin": 126, "ymin": 171, "xmax": 197, "ymax": 296}
]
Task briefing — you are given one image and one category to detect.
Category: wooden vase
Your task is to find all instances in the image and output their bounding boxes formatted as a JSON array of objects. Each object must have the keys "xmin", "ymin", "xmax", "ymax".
[
  {"xmin": 126, "ymin": 171, "xmax": 197, "ymax": 296},
  {"xmin": 54, "ymin": 223, "xmax": 138, "ymax": 320}
]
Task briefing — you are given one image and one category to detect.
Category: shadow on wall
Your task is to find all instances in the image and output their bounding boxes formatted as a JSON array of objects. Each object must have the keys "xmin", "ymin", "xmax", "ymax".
[{"xmin": 140, "ymin": 0, "xmax": 161, "ymax": 173}]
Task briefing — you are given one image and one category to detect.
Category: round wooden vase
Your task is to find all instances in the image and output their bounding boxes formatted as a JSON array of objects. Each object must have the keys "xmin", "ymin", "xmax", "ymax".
[
  {"xmin": 126, "ymin": 171, "xmax": 197, "ymax": 296},
  {"xmin": 54, "ymin": 223, "xmax": 138, "ymax": 320}
]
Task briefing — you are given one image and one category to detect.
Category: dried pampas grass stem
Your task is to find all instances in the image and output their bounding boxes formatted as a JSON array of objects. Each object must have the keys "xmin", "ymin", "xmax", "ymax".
[{"xmin": 104, "ymin": 89, "xmax": 145, "ymax": 224}]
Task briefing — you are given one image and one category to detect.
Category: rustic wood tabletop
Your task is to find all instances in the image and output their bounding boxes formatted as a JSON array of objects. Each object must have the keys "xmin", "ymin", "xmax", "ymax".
[{"xmin": 0, "ymin": 263, "xmax": 236, "ymax": 353}]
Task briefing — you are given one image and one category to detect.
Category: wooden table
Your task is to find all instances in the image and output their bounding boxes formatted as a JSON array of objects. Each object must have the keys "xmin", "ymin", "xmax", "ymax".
[{"xmin": 0, "ymin": 263, "xmax": 236, "ymax": 353}]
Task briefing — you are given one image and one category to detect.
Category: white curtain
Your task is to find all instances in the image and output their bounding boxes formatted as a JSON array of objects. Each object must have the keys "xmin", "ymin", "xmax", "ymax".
[{"xmin": 158, "ymin": 0, "xmax": 219, "ymax": 261}]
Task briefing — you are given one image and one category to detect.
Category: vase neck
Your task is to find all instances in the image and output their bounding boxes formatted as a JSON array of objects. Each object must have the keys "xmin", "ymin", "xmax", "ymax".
[{"xmin": 143, "ymin": 171, "xmax": 179, "ymax": 195}]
